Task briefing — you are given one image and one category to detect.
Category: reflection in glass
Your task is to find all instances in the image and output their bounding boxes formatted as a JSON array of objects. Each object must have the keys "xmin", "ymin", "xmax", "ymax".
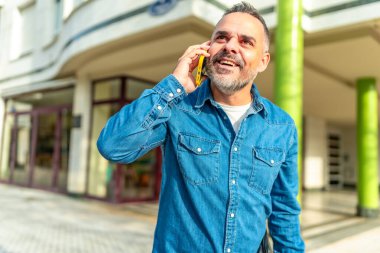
[
  {"xmin": 0, "ymin": 115, "xmax": 14, "ymax": 180},
  {"xmin": 58, "ymin": 108, "xmax": 71, "ymax": 191},
  {"xmin": 7, "ymin": 88, "xmax": 73, "ymax": 109},
  {"xmin": 90, "ymin": 76, "xmax": 158, "ymax": 201},
  {"xmin": 89, "ymin": 103, "xmax": 120, "ymax": 198},
  {"xmin": 33, "ymin": 113, "xmax": 57, "ymax": 188},
  {"xmin": 126, "ymin": 79, "xmax": 153, "ymax": 100},
  {"xmin": 2, "ymin": 88, "xmax": 73, "ymax": 190},
  {"xmin": 12, "ymin": 114, "xmax": 32, "ymax": 185},
  {"xmin": 120, "ymin": 149, "xmax": 157, "ymax": 199},
  {"xmin": 94, "ymin": 79, "xmax": 121, "ymax": 101}
]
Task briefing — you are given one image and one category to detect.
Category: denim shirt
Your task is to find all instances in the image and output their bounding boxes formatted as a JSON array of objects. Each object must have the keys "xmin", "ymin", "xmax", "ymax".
[{"xmin": 97, "ymin": 75, "xmax": 305, "ymax": 253}]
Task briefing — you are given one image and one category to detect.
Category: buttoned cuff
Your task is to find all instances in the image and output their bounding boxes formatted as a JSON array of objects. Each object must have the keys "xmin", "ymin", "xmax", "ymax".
[
  {"xmin": 141, "ymin": 75, "xmax": 186, "ymax": 129},
  {"xmin": 152, "ymin": 74, "xmax": 187, "ymax": 104}
]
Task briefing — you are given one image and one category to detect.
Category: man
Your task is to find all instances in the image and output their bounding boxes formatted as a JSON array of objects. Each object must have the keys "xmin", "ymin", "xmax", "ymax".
[{"xmin": 97, "ymin": 2, "xmax": 305, "ymax": 252}]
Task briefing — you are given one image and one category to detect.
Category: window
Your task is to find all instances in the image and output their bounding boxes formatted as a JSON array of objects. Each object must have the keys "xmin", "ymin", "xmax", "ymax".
[
  {"xmin": 0, "ymin": 7, "xmax": 3, "ymax": 62},
  {"xmin": 0, "ymin": 6, "xmax": 2, "ymax": 37},
  {"xmin": 126, "ymin": 79, "xmax": 154, "ymax": 100},
  {"xmin": 40, "ymin": 0, "xmax": 62, "ymax": 48},
  {"xmin": 94, "ymin": 79, "xmax": 121, "ymax": 101},
  {"xmin": 10, "ymin": 3, "xmax": 36, "ymax": 60},
  {"xmin": 88, "ymin": 76, "xmax": 160, "ymax": 202},
  {"xmin": 20, "ymin": 4, "xmax": 35, "ymax": 54},
  {"xmin": 55, "ymin": 0, "xmax": 63, "ymax": 34}
]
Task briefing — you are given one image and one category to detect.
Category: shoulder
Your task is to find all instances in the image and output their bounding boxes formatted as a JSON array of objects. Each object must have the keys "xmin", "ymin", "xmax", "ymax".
[{"xmin": 261, "ymin": 97, "xmax": 295, "ymax": 126}]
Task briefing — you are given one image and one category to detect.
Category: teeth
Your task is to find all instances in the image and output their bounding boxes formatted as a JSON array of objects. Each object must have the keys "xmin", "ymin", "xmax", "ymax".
[{"xmin": 220, "ymin": 60, "xmax": 235, "ymax": 66}]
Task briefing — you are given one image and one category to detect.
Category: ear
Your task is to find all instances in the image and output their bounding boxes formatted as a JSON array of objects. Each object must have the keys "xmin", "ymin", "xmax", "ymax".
[{"xmin": 257, "ymin": 52, "xmax": 270, "ymax": 73}]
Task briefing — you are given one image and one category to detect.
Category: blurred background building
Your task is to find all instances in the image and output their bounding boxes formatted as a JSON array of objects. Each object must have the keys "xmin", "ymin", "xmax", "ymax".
[{"xmin": 0, "ymin": 0, "xmax": 379, "ymax": 207}]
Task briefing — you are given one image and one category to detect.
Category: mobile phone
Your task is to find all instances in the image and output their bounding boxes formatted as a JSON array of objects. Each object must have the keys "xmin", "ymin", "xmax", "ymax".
[{"xmin": 195, "ymin": 55, "xmax": 207, "ymax": 87}]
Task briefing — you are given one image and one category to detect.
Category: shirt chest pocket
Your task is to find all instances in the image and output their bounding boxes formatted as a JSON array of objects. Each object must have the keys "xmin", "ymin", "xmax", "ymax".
[
  {"xmin": 177, "ymin": 133, "xmax": 221, "ymax": 185},
  {"xmin": 249, "ymin": 147, "xmax": 285, "ymax": 194}
]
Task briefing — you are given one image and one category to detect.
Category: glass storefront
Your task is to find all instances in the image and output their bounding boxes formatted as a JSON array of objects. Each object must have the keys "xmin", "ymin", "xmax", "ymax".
[
  {"xmin": 119, "ymin": 150, "xmax": 158, "ymax": 200},
  {"xmin": 89, "ymin": 103, "xmax": 120, "ymax": 198},
  {"xmin": 0, "ymin": 87, "xmax": 73, "ymax": 191},
  {"xmin": 0, "ymin": 77, "xmax": 159, "ymax": 202},
  {"xmin": 12, "ymin": 114, "xmax": 32, "ymax": 185},
  {"xmin": 89, "ymin": 76, "xmax": 160, "ymax": 202},
  {"xmin": 0, "ymin": 114, "xmax": 13, "ymax": 180}
]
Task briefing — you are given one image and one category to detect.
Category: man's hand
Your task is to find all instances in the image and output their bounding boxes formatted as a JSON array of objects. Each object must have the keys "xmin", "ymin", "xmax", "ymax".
[{"xmin": 173, "ymin": 41, "xmax": 210, "ymax": 93}]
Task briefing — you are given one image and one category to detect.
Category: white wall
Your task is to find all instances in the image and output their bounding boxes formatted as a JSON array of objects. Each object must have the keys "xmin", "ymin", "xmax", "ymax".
[
  {"xmin": 303, "ymin": 116, "xmax": 327, "ymax": 190},
  {"xmin": 67, "ymin": 74, "xmax": 91, "ymax": 194}
]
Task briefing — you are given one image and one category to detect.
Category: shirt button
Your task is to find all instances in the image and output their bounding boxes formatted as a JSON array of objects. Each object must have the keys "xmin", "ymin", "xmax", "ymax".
[
  {"xmin": 157, "ymin": 105, "xmax": 162, "ymax": 110},
  {"xmin": 231, "ymin": 180, "xmax": 236, "ymax": 185},
  {"xmin": 230, "ymin": 213, "xmax": 235, "ymax": 218},
  {"xmin": 169, "ymin": 93, "xmax": 174, "ymax": 98},
  {"xmin": 234, "ymin": 147, "xmax": 238, "ymax": 152},
  {"xmin": 227, "ymin": 249, "xmax": 231, "ymax": 253},
  {"xmin": 270, "ymin": 159, "xmax": 275, "ymax": 164},
  {"xmin": 197, "ymin": 148, "xmax": 202, "ymax": 153},
  {"xmin": 176, "ymin": 88, "xmax": 182, "ymax": 93}
]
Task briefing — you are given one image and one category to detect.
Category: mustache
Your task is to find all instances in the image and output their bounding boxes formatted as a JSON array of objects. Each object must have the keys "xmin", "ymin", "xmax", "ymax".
[{"xmin": 211, "ymin": 51, "xmax": 244, "ymax": 69}]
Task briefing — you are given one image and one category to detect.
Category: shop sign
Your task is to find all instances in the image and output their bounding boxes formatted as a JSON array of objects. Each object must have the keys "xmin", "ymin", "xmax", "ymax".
[
  {"xmin": 148, "ymin": 0, "xmax": 178, "ymax": 16},
  {"xmin": 72, "ymin": 115, "xmax": 82, "ymax": 128}
]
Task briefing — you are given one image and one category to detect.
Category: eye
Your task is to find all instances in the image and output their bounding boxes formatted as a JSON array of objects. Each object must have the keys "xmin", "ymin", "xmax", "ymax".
[
  {"xmin": 242, "ymin": 39, "xmax": 254, "ymax": 47},
  {"xmin": 215, "ymin": 35, "xmax": 227, "ymax": 41}
]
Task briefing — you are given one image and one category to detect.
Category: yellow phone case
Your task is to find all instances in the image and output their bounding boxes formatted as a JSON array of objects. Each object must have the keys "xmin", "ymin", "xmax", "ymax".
[{"xmin": 195, "ymin": 55, "xmax": 205, "ymax": 87}]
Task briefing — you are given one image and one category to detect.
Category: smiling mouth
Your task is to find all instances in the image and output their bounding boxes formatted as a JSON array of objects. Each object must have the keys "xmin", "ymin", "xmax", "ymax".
[{"xmin": 217, "ymin": 59, "xmax": 239, "ymax": 67}]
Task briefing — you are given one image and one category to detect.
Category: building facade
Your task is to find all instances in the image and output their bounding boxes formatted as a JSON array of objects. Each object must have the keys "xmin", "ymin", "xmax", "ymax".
[{"xmin": 0, "ymin": 0, "xmax": 380, "ymax": 204}]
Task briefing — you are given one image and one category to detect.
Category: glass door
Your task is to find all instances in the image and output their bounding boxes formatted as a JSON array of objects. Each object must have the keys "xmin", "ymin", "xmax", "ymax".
[
  {"xmin": 10, "ymin": 114, "xmax": 32, "ymax": 186},
  {"xmin": 2, "ymin": 87, "xmax": 73, "ymax": 191},
  {"xmin": 58, "ymin": 108, "xmax": 71, "ymax": 191},
  {"xmin": 5, "ymin": 107, "xmax": 71, "ymax": 191},
  {"xmin": 33, "ymin": 112, "xmax": 57, "ymax": 188},
  {"xmin": 119, "ymin": 149, "xmax": 159, "ymax": 201},
  {"xmin": 89, "ymin": 76, "xmax": 161, "ymax": 202},
  {"xmin": 32, "ymin": 108, "xmax": 71, "ymax": 190}
]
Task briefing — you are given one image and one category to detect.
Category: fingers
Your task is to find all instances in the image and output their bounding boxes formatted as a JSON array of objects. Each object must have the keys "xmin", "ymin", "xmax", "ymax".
[
  {"xmin": 179, "ymin": 49, "xmax": 210, "ymax": 64},
  {"xmin": 172, "ymin": 41, "xmax": 211, "ymax": 94},
  {"xmin": 201, "ymin": 40, "xmax": 211, "ymax": 47},
  {"xmin": 179, "ymin": 41, "xmax": 211, "ymax": 62}
]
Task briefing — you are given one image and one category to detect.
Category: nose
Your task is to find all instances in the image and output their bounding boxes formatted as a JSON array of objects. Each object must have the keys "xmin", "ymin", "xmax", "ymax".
[{"xmin": 224, "ymin": 38, "xmax": 239, "ymax": 54}]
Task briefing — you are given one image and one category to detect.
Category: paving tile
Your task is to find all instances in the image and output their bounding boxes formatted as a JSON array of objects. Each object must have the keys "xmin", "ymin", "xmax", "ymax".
[
  {"xmin": 1, "ymin": 184, "xmax": 380, "ymax": 252},
  {"xmin": 0, "ymin": 185, "xmax": 155, "ymax": 253}
]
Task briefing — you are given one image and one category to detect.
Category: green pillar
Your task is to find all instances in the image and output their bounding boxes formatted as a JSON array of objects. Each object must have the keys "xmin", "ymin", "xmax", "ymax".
[
  {"xmin": 274, "ymin": 0, "xmax": 304, "ymax": 202},
  {"xmin": 357, "ymin": 77, "xmax": 379, "ymax": 218}
]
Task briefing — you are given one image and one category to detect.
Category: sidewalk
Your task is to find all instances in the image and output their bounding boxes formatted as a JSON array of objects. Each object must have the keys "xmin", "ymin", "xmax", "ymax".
[
  {"xmin": 0, "ymin": 184, "xmax": 380, "ymax": 252},
  {"xmin": 0, "ymin": 184, "xmax": 156, "ymax": 253},
  {"xmin": 302, "ymin": 190, "xmax": 380, "ymax": 252}
]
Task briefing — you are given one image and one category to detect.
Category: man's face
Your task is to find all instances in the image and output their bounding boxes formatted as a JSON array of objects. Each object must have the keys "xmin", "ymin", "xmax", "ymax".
[{"xmin": 206, "ymin": 12, "xmax": 270, "ymax": 95}]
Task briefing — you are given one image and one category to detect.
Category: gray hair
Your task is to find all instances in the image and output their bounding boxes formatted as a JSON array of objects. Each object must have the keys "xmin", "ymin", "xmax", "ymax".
[{"xmin": 223, "ymin": 1, "xmax": 270, "ymax": 51}]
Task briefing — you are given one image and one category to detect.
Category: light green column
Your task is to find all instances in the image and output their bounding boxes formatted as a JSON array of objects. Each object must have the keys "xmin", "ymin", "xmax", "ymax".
[
  {"xmin": 357, "ymin": 77, "xmax": 379, "ymax": 218},
  {"xmin": 275, "ymin": 0, "xmax": 304, "ymax": 202}
]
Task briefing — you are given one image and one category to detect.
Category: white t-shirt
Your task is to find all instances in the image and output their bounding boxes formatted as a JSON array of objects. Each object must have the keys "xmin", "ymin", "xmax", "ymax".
[{"xmin": 217, "ymin": 102, "xmax": 252, "ymax": 133}]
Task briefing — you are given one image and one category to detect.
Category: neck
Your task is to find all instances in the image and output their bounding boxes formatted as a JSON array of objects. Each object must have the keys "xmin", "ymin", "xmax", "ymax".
[{"xmin": 211, "ymin": 83, "xmax": 253, "ymax": 106}]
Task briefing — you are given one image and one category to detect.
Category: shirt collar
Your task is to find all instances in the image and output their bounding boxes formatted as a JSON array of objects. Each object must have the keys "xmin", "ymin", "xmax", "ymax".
[
  {"xmin": 194, "ymin": 78, "xmax": 215, "ymax": 109},
  {"xmin": 194, "ymin": 78, "xmax": 266, "ymax": 115}
]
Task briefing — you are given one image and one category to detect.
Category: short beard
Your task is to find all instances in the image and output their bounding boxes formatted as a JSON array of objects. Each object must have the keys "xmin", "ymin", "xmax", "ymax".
[
  {"xmin": 205, "ymin": 51, "xmax": 257, "ymax": 96},
  {"xmin": 209, "ymin": 72, "xmax": 252, "ymax": 96}
]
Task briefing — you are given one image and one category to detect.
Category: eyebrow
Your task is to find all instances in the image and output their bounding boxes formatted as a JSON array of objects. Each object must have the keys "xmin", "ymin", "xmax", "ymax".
[
  {"xmin": 213, "ymin": 30, "xmax": 257, "ymax": 44},
  {"xmin": 241, "ymin": 34, "xmax": 256, "ymax": 44},
  {"xmin": 213, "ymin": 30, "xmax": 229, "ymax": 38}
]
